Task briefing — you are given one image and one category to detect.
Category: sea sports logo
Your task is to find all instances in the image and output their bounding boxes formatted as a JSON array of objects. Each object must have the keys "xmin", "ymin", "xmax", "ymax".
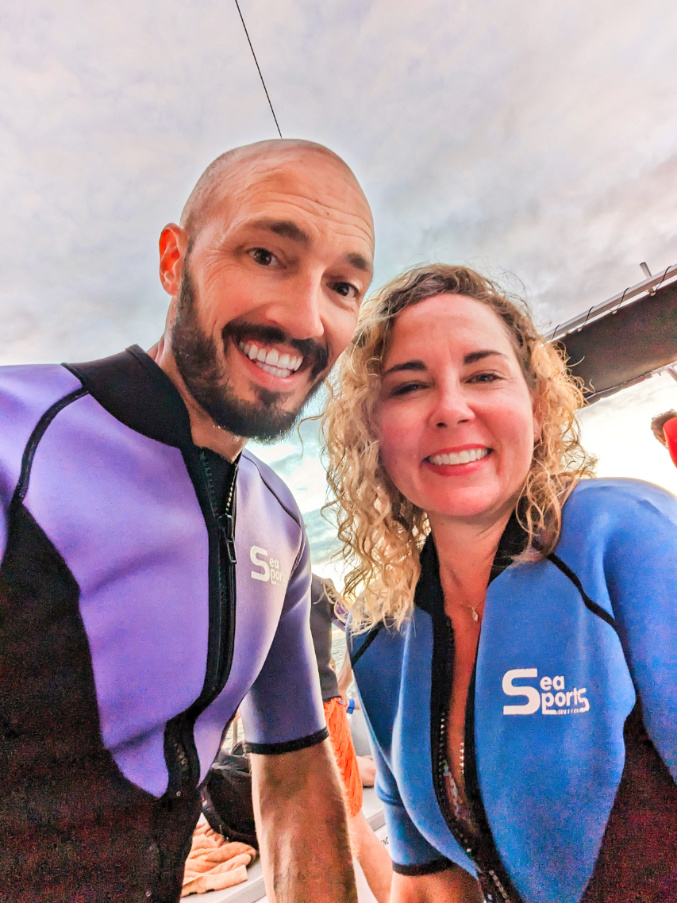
[
  {"xmin": 250, "ymin": 546, "xmax": 287, "ymax": 586},
  {"xmin": 502, "ymin": 668, "xmax": 590, "ymax": 716}
]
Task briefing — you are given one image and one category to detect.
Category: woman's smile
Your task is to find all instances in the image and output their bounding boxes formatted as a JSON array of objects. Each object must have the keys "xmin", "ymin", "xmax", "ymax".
[{"xmin": 425, "ymin": 446, "xmax": 491, "ymax": 467}]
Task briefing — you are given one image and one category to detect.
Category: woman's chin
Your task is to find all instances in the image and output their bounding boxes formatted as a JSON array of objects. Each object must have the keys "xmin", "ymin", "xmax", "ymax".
[{"xmin": 426, "ymin": 490, "xmax": 520, "ymax": 530}]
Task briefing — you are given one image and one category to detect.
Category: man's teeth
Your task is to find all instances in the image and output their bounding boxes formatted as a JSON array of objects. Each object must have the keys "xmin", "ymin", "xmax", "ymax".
[
  {"xmin": 239, "ymin": 341, "xmax": 303, "ymax": 376},
  {"xmin": 258, "ymin": 362, "xmax": 298, "ymax": 378},
  {"xmin": 428, "ymin": 448, "xmax": 489, "ymax": 466}
]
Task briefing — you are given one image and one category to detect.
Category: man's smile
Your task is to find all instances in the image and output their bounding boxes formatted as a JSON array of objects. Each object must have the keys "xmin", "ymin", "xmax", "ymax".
[
  {"xmin": 237, "ymin": 339, "xmax": 304, "ymax": 379},
  {"xmin": 224, "ymin": 320, "xmax": 329, "ymax": 383}
]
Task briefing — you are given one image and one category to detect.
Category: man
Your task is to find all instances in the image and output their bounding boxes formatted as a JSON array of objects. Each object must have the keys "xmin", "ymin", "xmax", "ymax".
[
  {"xmin": 0, "ymin": 139, "xmax": 374, "ymax": 902},
  {"xmin": 651, "ymin": 409, "xmax": 677, "ymax": 466}
]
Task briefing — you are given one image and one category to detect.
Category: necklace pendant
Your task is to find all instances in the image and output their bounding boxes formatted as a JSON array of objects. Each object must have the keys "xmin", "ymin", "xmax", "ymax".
[{"xmin": 471, "ymin": 608, "xmax": 479, "ymax": 622}]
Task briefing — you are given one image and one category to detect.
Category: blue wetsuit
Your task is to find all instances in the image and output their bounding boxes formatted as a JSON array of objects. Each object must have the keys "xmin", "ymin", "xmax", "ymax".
[
  {"xmin": 350, "ymin": 479, "xmax": 677, "ymax": 903},
  {"xmin": 0, "ymin": 347, "xmax": 326, "ymax": 902}
]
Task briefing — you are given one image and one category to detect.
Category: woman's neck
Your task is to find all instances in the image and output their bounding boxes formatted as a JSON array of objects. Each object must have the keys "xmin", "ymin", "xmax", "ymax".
[{"xmin": 430, "ymin": 512, "xmax": 511, "ymax": 610}]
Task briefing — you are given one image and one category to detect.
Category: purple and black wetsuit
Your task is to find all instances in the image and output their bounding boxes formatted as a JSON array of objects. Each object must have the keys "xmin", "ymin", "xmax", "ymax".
[{"xmin": 0, "ymin": 346, "xmax": 327, "ymax": 902}]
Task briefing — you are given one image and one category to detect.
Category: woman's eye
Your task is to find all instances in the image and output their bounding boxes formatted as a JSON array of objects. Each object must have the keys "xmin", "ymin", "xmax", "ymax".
[
  {"xmin": 390, "ymin": 382, "xmax": 425, "ymax": 397},
  {"xmin": 248, "ymin": 248, "xmax": 278, "ymax": 266},
  {"xmin": 469, "ymin": 371, "xmax": 501, "ymax": 383}
]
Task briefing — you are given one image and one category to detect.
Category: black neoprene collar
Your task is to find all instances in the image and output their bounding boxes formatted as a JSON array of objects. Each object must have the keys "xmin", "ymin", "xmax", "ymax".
[
  {"xmin": 414, "ymin": 512, "xmax": 529, "ymax": 618},
  {"xmin": 64, "ymin": 345, "xmax": 194, "ymax": 449}
]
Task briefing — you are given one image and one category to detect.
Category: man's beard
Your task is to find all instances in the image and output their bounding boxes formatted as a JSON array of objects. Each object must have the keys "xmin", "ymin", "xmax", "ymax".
[{"xmin": 170, "ymin": 266, "xmax": 329, "ymax": 443}]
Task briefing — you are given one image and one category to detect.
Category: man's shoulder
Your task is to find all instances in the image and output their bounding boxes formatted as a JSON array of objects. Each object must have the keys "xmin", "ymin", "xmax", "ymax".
[
  {"xmin": 0, "ymin": 363, "xmax": 86, "ymax": 551},
  {"xmin": 0, "ymin": 362, "xmax": 84, "ymax": 457},
  {"xmin": 0, "ymin": 361, "xmax": 82, "ymax": 400},
  {"xmin": 239, "ymin": 449, "xmax": 303, "ymax": 529}
]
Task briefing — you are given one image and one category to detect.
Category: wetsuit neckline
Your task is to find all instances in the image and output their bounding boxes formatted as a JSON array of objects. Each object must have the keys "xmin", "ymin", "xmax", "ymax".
[
  {"xmin": 414, "ymin": 512, "xmax": 528, "ymax": 617},
  {"xmin": 64, "ymin": 345, "xmax": 194, "ymax": 448}
]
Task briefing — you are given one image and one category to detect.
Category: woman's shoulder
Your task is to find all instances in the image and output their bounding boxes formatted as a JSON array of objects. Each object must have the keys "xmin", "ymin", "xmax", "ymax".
[{"xmin": 561, "ymin": 477, "xmax": 677, "ymax": 537}]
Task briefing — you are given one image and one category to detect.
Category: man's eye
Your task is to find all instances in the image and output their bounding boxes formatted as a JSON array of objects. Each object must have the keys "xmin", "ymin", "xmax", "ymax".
[
  {"xmin": 332, "ymin": 282, "xmax": 359, "ymax": 300},
  {"xmin": 248, "ymin": 248, "xmax": 277, "ymax": 266}
]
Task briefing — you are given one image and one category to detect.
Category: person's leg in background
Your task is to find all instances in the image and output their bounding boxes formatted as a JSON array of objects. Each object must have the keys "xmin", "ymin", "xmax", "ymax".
[{"xmin": 324, "ymin": 697, "xmax": 392, "ymax": 903}]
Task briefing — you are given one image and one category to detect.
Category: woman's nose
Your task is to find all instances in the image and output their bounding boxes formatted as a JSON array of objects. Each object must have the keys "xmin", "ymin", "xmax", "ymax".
[{"xmin": 430, "ymin": 385, "xmax": 474, "ymax": 428}]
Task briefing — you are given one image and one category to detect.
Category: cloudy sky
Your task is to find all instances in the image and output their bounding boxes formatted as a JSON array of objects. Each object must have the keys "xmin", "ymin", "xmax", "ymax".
[{"xmin": 2, "ymin": 0, "xmax": 676, "ymax": 576}]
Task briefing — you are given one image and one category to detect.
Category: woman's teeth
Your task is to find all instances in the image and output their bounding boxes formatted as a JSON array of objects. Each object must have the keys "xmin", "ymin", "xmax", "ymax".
[
  {"xmin": 428, "ymin": 448, "xmax": 489, "ymax": 465},
  {"xmin": 239, "ymin": 341, "xmax": 303, "ymax": 377}
]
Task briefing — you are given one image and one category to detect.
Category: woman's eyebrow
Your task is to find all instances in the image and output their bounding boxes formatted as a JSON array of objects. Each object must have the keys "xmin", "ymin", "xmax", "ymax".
[
  {"xmin": 464, "ymin": 349, "xmax": 508, "ymax": 364},
  {"xmin": 382, "ymin": 360, "xmax": 427, "ymax": 377},
  {"xmin": 383, "ymin": 350, "xmax": 508, "ymax": 377}
]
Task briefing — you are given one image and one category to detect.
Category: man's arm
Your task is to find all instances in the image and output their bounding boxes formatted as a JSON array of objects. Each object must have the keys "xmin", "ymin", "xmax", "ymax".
[{"xmin": 250, "ymin": 740, "xmax": 357, "ymax": 903}]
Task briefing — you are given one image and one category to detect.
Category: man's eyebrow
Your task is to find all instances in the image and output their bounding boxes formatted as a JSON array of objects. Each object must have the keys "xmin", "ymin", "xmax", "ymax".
[
  {"xmin": 343, "ymin": 252, "xmax": 372, "ymax": 275},
  {"xmin": 382, "ymin": 360, "xmax": 427, "ymax": 377},
  {"xmin": 249, "ymin": 218, "xmax": 310, "ymax": 246}
]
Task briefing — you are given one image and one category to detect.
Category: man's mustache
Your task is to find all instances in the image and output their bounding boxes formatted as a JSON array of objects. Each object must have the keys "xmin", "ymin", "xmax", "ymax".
[{"xmin": 223, "ymin": 322, "xmax": 329, "ymax": 378}]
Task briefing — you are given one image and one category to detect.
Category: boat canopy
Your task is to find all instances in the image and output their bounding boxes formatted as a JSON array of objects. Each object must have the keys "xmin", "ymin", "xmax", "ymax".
[{"xmin": 549, "ymin": 264, "xmax": 677, "ymax": 404}]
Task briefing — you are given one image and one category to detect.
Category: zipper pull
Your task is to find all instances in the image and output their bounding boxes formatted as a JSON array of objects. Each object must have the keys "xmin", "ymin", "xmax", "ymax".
[{"xmin": 217, "ymin": 512, "xmax": 237, "ymax": 565}]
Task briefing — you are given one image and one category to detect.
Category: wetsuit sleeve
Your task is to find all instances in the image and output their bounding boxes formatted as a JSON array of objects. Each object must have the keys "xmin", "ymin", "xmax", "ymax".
[
  {"xmin": 240, "ymin": 532, "xmax": 328, "ymax": 753},
  {"xmin": 369, "ymin": 731, "xmax": 453, "ymax": 875},
  {"xmin": 354, "ymin": 703, "xmax": 449, "ymax": 875},
  {"xmin": 603, "ymin": 484, "xmax": 677, "ymax": 780}
]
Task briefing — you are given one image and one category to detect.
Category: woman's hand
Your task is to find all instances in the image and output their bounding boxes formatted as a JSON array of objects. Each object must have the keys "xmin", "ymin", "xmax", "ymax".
[
  {"xmin": 356, "ymin": 754, "xmax": 376, "ymax": 787},
  {"xmin": 391, "ymin": 866, "xmax": 483, "ymax": 902}
]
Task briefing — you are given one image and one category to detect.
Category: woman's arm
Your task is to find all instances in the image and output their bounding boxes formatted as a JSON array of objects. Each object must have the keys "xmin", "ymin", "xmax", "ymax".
[
  {"xmin": 391, "ymin": 866, "xmax": 483, "ymax": 903},
  {"xmin": 337, "ymin": 647, "xmax": 354, "ymax": 698}
]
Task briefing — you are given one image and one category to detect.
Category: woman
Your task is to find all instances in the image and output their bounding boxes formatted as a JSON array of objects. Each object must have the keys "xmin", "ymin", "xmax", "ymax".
[{"xmin": 323, "ymin": 265, "xmax": 677, "ymax": 903}]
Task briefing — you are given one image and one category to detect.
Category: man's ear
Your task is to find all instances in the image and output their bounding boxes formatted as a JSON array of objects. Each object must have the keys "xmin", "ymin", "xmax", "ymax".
[{"xmin": 159, "ymin": 224, "xmax": 188, "ymax": 296}]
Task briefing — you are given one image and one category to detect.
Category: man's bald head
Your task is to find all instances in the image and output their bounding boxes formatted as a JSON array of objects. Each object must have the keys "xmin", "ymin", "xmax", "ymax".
[
  {"xmin": 153, "ymin": 137, "xmax": 374, "ymax": 457},
  {"xmin": 180, "ymin": 139, "xmax": 369, "ymax": 239}
]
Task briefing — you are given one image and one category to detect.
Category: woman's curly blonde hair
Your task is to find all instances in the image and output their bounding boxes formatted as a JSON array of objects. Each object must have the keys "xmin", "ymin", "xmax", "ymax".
[{"xmin": 322, "ymin": 264, "xmax": 595, "ymax": 632}]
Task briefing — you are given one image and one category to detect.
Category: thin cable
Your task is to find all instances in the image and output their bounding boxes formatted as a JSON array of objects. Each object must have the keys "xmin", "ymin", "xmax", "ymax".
[{"xmin": 234, "ymin": 0, "xmax": 283, "ymax": 138}]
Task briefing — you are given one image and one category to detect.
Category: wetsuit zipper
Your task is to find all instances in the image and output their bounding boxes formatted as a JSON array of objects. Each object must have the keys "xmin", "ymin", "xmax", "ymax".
[
  {"xmin": 164, "ymin": 453, "xmax": 239, "ymax": 795},
  {"xmin": 214, "ymin": 486, "xmax": 238, "ymax": 690},
  {"xmin": 431, "ymin": 618, "xmax": 477, "ymax": 861},
  {"xmin": 431, "ymin": 614, "xmax": 521, "ymax": 903},
  {"xmin": 200, "ymin": 452, "xmax": 239, "ymax": 705}
]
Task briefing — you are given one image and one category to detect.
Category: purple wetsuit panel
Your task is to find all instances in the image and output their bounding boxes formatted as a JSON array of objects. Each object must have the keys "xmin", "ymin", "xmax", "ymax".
[
  {"xmin": 235, "ymin": 455, "xmax": 326, "ymax": 751},
  {"xmin": 0, "ymin": 364, "xmax": 83, "ymax": 560},
  {"xmin": 194, "ymin": 453, "xmax": 326, "ymax": 775},
  {"xmin": 23, "ymin": 393, "xmax": 209, "ymax": 797}
]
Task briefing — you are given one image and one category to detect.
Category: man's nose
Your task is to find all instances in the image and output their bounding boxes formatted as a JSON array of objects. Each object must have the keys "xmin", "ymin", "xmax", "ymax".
[
  {"xmin": 266, "ymin": 274, "xmax": 324, "ymax": 341},
  {"xmin": 429, "ymin": 383, "xmax": 474, "ymax": 428}
]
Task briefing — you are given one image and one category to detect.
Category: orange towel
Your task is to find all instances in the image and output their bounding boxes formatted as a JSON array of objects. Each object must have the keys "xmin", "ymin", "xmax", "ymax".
[
  {"xmin": 324, "ymin": 697, "xmax": 363, "ymax": 818},
  {"xmin": 181, "ymin": 818, "xmax": 257, "ymax": 897}
]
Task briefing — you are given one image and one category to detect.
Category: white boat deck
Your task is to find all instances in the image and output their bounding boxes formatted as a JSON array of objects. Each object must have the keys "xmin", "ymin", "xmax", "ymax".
[{"xmin": 193, "ymin": 788, "xmax": 386, "ymax": 903}]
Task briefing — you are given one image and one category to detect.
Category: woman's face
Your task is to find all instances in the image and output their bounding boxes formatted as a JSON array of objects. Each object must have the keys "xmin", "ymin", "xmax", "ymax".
[{"xmin": 375, "ymin": 294, "xmax": 540, "ymax": 532}]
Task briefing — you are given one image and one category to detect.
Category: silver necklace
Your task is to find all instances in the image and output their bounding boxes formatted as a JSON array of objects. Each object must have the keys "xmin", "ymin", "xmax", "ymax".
[{"xmin": 456, "ymin": 600, "xmax": 482, "ymax": 622}]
